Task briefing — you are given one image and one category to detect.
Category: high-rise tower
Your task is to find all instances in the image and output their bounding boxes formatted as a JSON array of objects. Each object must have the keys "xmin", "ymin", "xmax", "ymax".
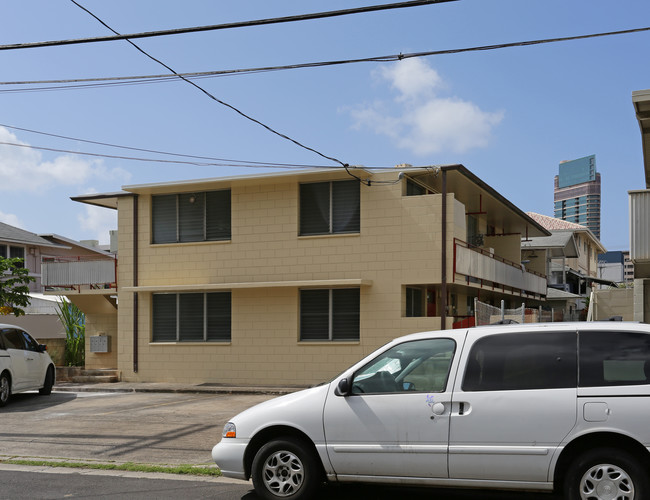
[{"xmin": 554, "ymin": 155, "xmax": 601, "ymax": 239}]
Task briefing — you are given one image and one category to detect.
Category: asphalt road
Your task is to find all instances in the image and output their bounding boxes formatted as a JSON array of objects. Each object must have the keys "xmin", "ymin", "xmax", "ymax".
[{"xmin": 0, "ymin": 390, "xmax": 554, "ymax": 500}]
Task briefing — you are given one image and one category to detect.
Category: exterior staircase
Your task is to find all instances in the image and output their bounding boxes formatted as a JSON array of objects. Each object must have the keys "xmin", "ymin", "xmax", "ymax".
[{"xmin": 56, "ymin": 367, "xmax": 121, "ymax": 384}]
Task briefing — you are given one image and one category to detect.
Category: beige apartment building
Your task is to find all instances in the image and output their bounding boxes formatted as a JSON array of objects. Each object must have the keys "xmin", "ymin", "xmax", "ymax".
[{"xmin": 59, "ymin": 165, "xmax": 549, "ymax": 386}]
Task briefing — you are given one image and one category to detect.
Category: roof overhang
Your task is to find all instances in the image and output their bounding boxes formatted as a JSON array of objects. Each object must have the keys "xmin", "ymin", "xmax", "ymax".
[
  {"xmin": 633, "ymin": 89, "xmax": 650, "ymax": 188},
  {"xmin": 70, "ymin": 191, "xmax": 132, "ymax": 210}
]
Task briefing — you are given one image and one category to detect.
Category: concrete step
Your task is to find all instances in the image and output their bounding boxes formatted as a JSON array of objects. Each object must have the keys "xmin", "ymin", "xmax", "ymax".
[
  {"xmin": 56, "ymin": 367, "xmax": 121, "ymax": 383},
  {"xmin": 71, "ymin": 375, "xmax": 120, "ymax": 384}
]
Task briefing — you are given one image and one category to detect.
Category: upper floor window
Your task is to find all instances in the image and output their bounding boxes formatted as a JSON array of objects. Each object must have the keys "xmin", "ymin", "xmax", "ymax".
[
  {"xmin": 152, "ymin": 190, "xmax": 231, "ymax": 244},
  {"xmin": 299, "ymin": 180, "xmax": 360, "ymax": 236},
  {"xmin": 0, "ymin": 245, "xmax": 25, "ymax": 267}
]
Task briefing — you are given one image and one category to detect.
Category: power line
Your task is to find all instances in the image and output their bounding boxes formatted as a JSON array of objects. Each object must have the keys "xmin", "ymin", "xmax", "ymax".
[
  {"xmin": 0, "ymin": 1, "xmax": 458, "ymax": 52},
  {"xmin": 0, "ymin": 123, "xmax": 326, "ymax": 168},
  {"xmin": 0, "ymin": 140, "xmax": 339, "ymax": 169},
  {"xmin": 1, "ymin": 25, "xmax": 648, "ymax": 94},
  {"xmin": 70, "ymin": 0, "xmax": 349, "ymax": 169}
]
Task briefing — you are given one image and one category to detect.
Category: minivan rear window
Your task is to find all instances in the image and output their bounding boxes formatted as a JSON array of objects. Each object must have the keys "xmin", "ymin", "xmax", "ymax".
[
  {"xmin": 463, "ymin": 331, "xmax": 577, "ymax": 391},
  {"xmin": 579, "ymin": 331, "xmax": 650, "ymax": 387}
]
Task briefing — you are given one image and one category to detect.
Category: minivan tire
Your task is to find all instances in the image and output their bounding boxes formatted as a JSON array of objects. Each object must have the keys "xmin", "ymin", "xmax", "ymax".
[
  {"xmin": 0, "ymin": 373, "xmax": 10, "ymax": 407},
  {"xmin": 251, "ymin": 437, "xmax": 321, "ymax": 500},
  {"xmin": 564, "ymin": 447, "xmax": 649, "ymax": 500}
]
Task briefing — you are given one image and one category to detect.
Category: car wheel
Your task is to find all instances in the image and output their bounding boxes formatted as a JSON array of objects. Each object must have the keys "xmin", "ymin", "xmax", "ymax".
[
  {"xmin": 39, "ymin": 366, "xmax": 54, "ymax": 396},
  {"xmin": 251, "ymin": 438, "xmax": 322, "ymax": 500},
  {"xmin": 564, "ymin": 447, "xmax": 649, "ymax": 500},
  {"xmin": 0, "ymin": 373, "xmax": 10, "ymax": 407}
]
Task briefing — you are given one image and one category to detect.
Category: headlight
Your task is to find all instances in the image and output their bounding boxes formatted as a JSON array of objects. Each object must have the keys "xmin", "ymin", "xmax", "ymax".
[{"xmin": 222, "ymin": 422, "xmax": 236, "ymax": 438}]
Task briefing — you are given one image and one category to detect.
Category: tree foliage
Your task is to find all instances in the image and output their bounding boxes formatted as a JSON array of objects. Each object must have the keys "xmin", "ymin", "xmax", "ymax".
[{"xmin": 0, "ymin": 257, "xmax": 35, "ymax": 317}]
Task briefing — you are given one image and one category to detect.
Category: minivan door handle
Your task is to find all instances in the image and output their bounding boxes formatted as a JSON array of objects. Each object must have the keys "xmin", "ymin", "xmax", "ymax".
[{"xmin": 456, "ymin": 402, "xmax": 471, "ymax": 416}]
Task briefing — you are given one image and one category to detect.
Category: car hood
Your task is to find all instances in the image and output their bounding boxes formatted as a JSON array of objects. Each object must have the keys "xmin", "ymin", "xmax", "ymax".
[{"xmin": 230, "ymin": 383, "xmax": 332, "ymax": 441}]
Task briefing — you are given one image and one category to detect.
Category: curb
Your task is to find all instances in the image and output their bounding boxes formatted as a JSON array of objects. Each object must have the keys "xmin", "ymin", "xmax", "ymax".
[{"xmin": 52, "ymin": 382, "xmax": 302, "ymax": 396}]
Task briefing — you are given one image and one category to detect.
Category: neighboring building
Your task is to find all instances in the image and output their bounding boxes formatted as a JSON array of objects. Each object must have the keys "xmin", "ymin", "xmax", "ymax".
[
  {"xmin": 60, "ymin": 165, "xmax": 550, "ymax": 386},
  {"xmin": 525, "ymin": 213, "xmax": 605, "ymax": 292},
  {"xmin": 0, "ymin": 223, "xmax": 116, "ymax": 357},
  {"xmin": 597, "ymin": 250, "xmax": 632, "ymax": 285},
  {"xmin": 630, "ymin": 89, "xmax": 650, "ymax": 322},
  {"xmin": 623, "ymin": 250, "xmax": 634, "ymax": 282},
  {"xmin": 554, "ymin": 155, "xmax": 601, "ymax": 240}
]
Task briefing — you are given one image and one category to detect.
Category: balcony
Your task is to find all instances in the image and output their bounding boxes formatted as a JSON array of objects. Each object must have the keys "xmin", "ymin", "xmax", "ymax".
[
  {"xmin": 454, "ymin": 239, "xmax": 547, "ymax": 298},
  {"xmin": 42, "ymin": 256, "xmax": 117, "ymax": 293}
]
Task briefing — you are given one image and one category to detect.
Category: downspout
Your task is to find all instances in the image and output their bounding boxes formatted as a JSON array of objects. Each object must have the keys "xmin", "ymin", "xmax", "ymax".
[
  {"xmin": 133, "ymin": 194, "xmax": 139, "ymax": 373},
  {"xmin": 440, "ymin": 170, "xmax": 447, "ymax": 330}
]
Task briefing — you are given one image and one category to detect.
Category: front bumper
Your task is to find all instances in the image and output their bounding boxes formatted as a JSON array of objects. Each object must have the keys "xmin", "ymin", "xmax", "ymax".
[{"xmin": 212, "ymin": 438, "xmax": 249, "ymax": 480}]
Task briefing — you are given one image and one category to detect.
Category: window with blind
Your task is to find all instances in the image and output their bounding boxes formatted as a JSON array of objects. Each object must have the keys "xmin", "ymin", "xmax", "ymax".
[
  {"xmin": 152, "ymin": 292, "xmax": 231, "ymax": 342},
  {"xmin": 152, "ymin": 190, "xmax": 231, "ymax": 244},
  {"xmin": 299, "ymin": 180, "xmax": 360, "ymax": 236},
  {"xmin": 300, "ymin": 288, "xmax": 360, "ymax": 341}
]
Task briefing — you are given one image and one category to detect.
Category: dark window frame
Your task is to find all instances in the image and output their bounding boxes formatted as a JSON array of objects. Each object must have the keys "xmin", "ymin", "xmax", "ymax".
[
  {"xmin": 300, "ymin": 288, "xmax": 360, "ymax": 341},
  {"xmin": 151, "ymin": 190, "xmax": 231, "ymax": 244},
  {"xmin": 152, "ymin": 292, "xmax": 231, "ymax": 343},
  {"xmin": 299, "ymin": 180, "xmax": 360, "ymax": 236}
]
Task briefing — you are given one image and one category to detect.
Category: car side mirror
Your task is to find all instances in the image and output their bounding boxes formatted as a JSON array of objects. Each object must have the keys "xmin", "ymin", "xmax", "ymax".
[
  {"xmin": 335, "ymin": 378, "xmax": 350, "ymax": 397},
  {"xmin": 38, "ymin": 344, "xmax": 47, "ymax": 353}
]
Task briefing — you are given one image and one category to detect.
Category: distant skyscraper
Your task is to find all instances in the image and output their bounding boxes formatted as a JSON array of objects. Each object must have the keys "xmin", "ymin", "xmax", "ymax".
[{"xmin": 554, "ymin": 155, "xmax": 601, "ymax": 240}]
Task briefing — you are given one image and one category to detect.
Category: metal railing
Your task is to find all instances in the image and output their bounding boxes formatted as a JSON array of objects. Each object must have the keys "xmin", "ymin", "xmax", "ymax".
[
  {"xmin": 41, "ymin": 256, "xmax": 117, "ymax": 291},
  {"xmin": 454, "ymin": 238, "xmax": 547, "ymax": 297}
]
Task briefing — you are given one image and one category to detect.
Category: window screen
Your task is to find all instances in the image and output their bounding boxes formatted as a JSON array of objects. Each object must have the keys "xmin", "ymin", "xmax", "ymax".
[
  {"xmin": 152, "ymin": 190, "xmax": 231, "ymax": 244},
  {"xmin": 152, "ymin": 292, "xmax": 231, "ymax": 342},
  {"xmin": 299, "ymin": 180, "xmax": 360, "ymax": 236},
  {"xmin": 300, "ymin": 288, "xmax": 360, "ymax": 341}
]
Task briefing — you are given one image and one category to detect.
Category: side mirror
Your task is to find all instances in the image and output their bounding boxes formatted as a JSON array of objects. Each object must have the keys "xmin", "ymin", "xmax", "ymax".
[
  {"xmin": 38, "ymin": 344, "xmax": 48, "ymax": 353},
  {"xmin": 335, "ymin": 378, "xmax": 350, "ymax": 397}
]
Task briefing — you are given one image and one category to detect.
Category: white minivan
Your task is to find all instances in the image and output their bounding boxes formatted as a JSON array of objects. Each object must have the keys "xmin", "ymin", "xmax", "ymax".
[
  {"xmin": 212, "ymin": 322, "xmax": 650, "ymax": 500},
  {"xmin": 0, "ymin": 324, "xmax": 56, "ymax": 407}
]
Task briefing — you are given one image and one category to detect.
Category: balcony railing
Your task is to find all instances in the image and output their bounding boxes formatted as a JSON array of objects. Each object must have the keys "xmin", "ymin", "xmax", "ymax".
[
  {"xmin": 454, "ymin": 239, "xmax": 547, "ymax": 297},
  {"xmin": 42, "ymin": 256, "xmax": 117, "ymax": 292}
]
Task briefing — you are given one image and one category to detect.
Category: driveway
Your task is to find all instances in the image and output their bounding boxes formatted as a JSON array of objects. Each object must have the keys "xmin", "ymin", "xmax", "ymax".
[{"xmin": 0, "ymin": 390, "xmax": 273, "ymax": 465}]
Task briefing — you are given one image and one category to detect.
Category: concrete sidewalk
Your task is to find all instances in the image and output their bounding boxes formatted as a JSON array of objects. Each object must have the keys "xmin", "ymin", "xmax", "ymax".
[{"xmin": 53, "ymin": 380, "xmax": 304, "ymax": 395}]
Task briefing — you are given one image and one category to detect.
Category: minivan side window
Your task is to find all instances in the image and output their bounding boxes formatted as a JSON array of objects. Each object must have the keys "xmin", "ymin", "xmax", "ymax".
[
  {"xmin": 579, "ymin": 331, "xmax": 650, "ymax": 387},
  {"xmin": 463, "ymin": 332, "xmax": 577, "ymax": 391},
  {"xmin": 351, "ymin": 338, "xmax": 456, "ymax": 394}
]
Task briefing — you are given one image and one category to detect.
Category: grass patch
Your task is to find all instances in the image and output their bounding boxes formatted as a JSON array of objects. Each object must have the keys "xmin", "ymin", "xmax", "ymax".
[{"xmin": 1, "ymin": 459, "xmax": 221, "ymax": 477}]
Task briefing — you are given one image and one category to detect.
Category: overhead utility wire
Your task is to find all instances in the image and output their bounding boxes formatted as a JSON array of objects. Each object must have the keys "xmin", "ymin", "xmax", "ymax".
[
  {"xmin": 70, "ymin": 0, "xmax": 350, "ymax": 171},
  {"xmin": 0, "ymin": 140, "xmax": 340, "ymax": 169},
  {"xmin": 0, "ymin": 123, "xmax": 325, "ymax": 169},
  {"xmin": 2, "ymin": 25, "xmax": 649, "ymax": 93},
  {"xmin": 0, "ymin": 0, "xmax": 458, "ymax": 52}
]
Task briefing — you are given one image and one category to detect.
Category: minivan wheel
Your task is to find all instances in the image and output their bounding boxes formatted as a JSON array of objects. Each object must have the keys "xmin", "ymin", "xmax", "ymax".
[
  {"xmin": 564, "ymin": 448, "xmax": 649, "ymax": 500},
  {"xmin": 0, "ymin": 373, "xmax": 10, "ymax": 407},
  {"xmin": 39, "ymin": 366, "xmax": 54, "ymax": 396},
  {"xmin": 251, "ymin": 438, "xmax": 321, "ymax": 500}
]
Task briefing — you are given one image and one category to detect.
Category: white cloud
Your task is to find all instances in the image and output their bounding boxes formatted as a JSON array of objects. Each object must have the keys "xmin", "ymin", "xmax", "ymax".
[
  {"xmin": 0, "ymin": 211, "xmax": 22, "ymax": 227},
  {"xmin": 77, "ymin": 204, "xmax": 117, "ymax": 245},
  {"xmin": 0, "ymin": 127, "xmax": 131, "ymax": 192},
  {"xmin": 350, "ymin": 59, "xmax": 504, "ymax": 155}
]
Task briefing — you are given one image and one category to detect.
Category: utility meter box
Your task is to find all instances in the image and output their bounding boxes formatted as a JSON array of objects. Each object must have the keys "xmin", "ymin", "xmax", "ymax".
[{"xmin": 90, "ymin": 335, "xmax": 110, "ymax": 353}]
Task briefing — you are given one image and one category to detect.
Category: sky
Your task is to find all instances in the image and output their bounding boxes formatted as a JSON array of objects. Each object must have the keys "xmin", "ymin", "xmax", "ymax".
[{"xmin": 1, "ymin": 0, "xmax": 649, "ymax": 250}]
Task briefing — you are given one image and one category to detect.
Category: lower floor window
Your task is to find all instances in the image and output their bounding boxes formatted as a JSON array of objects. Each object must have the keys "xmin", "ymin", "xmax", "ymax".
[
  {"xmin": 152, "ymin": 292, "xmax": 231, "ymax": 342},
  {"xmin": 300, "ymin": 288, "xmax": 360, "ymax": 341}
]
